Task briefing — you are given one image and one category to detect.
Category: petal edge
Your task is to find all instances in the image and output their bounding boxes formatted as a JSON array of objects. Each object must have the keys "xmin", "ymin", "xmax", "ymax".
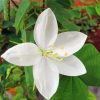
[
  {"xmin": 53, "ymin": 55, "xmax": 87, "ymax": 76},
  {"xmin": 33, "ymin": 58, "xmax": 59, "ymax": 99},
  {"xmin": 1, "ymin": 43, "xmax": 42, "ymax": 66},
  {"xmin": 34, "ymin": 8, "xmax": 58, "ymax": 49},
  {"xmin": 53, "ymin": 31, "xmax": 87, "ymax": 57}
]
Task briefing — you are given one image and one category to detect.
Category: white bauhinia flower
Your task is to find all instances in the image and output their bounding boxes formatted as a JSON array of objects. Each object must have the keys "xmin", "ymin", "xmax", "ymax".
[{"xmin": 1, "ymin": 8, "xmax": 87, "ymax": 99}]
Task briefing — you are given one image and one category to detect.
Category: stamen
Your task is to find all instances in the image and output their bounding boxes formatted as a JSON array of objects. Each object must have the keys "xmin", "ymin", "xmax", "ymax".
[
  {"xmin": 64, "ymin": 52, "xmax": 67, "ymax": 56},
  {"xmin": 40, "ymin": 49, "xmax": 64, "ymax": 62},
  {"xmin": 48, "ymin": 50, "xmax": 53, "ymax": 53},
  {"xmin": 53, "ymin": 53, "xmax": 58, "ymax": 58},
  {"xmin": 60, "ymin": 45, "xmax": 64, "ymax": 50},
  {"xmin": 59, "ymin": 58, "xmax": 63, "ymax": 61},
  {"xmin": 51, "ymin": 44, "xmax": 56, "ymax": 48}
]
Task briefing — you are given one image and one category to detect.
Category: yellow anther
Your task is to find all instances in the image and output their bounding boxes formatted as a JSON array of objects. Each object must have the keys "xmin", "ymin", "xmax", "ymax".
[
  {"xmin": 60, "ymin": 45, "xmax": 64, "ymax": 50},
  {"xmin": 53, "ymin": 53, "xmax": 58, "ymax": 58},
  {"xmin": 41, "ymin": 49, "xmax": 64, "ymax": 62},
  {"xmin": 59, "ymin": 58, "xmax": 63, "ymax": 61},
  {"xmin": 49, "ymin": 50, "xmax": 53, "ymax": 53},
  {"xmin": 51, "ymin": 44, "xmax": 56, "ymax": 48},
  {"xmin": 55, "ymin": 53, "xmax": 58, "ymax": 56},
  {"xmin": 43, "ymin": 52, "xmax": 48, "ymax": 57},
  {"xmin": 64, "ymin": 52, "xmax": 67, "ymax": 56}
]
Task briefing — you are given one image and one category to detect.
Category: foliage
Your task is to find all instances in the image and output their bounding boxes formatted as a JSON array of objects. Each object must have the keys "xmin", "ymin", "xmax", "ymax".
[
  {"xmin": 14, "ymin": 0, "xmax": 31, "ymax": 33},
  {"xmin": 76, "ymin": 44, "xmax": 100, "ymax": 86},
  {"xmin": 52, "ymin": 76, "xmax": 88, "ymax": 100},
  {"xmin": 88, "ymin": 91, "xmax": 96, "ymax": 100}
]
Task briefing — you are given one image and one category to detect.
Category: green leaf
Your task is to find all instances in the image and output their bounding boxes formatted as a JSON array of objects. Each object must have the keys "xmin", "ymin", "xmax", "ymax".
[
  {"xmin": 14, "ymin": 0, "xmax": 31, "ymax": 33},
  {"xmin": 28, "ymin": 86, "xmax": 36, "ymax": 99},
  {"xmin": 24, "ymin": 66, "xmax": 35, "ymax": 99},
  {"xmin": 5, "ymin": 81, "xmax": 16, "ymax": 88},
  {"xmin": 16, "ymin": 86, "xmax": 24, "ymax": 95},
  {"xmin": 88, "ymin": 19, "xmax": 97, "ymax": 26},
  {"xmin": 0, "ymin": 0, "xmax": 3, "ymax": 12},
  {"xmin": 7, "ymin": 67, "xmax": 22, "ymax": 81},
  {"xmin": 2, "ymin": 20, "xmax": 13, "ymax": 28},
  {"xmin": 52, "ymin": 0, "xmax": 74, "ymax": 8},
  {"xmin": 0, "ymin": 62, "xmax": 11, "ymax": 77},
  {"xmin": 26, "ymin": 31, "xmax": 35, "ymax": 42},
  {"xmin": 81, "ymin": 0, "xmax": 93, "ymax": 5},
  {"xmin": 46, "ymin": 0, "xmax": 80, "ymax": 31},
  {"xmin": 9, "ymin": 33, "xmax": 22, "ymax": 45},
  {"xmin": 75, "ymin": 44, "xmax": 100, "ymax": 86},
  {"xmin": 46, "ymin": 0, "xmax": 71, "ymax": 19},
  {"xmin": 0, "ymin": 95, "xmax": 3, "ymax": 100},
  {"xmin": 20, "ymin": 98, "xmax": 27, "ymax": 100},
  {"xmin": 24, "ymin": 67, "xmax": 33, "ymax": 88},
  {"xmin": 31, "ymin": 1, "xmax": 42, "ymax": 7},
  {"xmin": 6, "ymin": 66, "xmax": 14, "ymax": 79},
  {"xmin": 86, "ymin": 6, "xmax": 98, "ymax": 17},
  {"xmin": 47, "ymin": 0, "xmax": 80, "ymax": 19},
  {"xmin": 68, "ymin": 9, "xmax": 81, "ymax": 19},
  {"xmin": 21, "ymin": 29, "xmax": 27, "ymax": 43},
  {"xmin": 10, "ymin": 74, "xmax": 21, "ymax": 81},
  {"xmin": 2, "ymin": 0, "xmax": 9, "ymax": 20},
  {"xmin": 95, "ymin": 3, "xmax": 100, "ymax": 16},
  {"xmin": 69, "ymin": 0, "xmax": 74, "ymax": 6},
  {"xmin": 88, "ymin": 91, "xmax": 97, "ymax": 100},
  {"xmin": 12, "ymin": 67, "xmax": 23, "ymax": 75},
  {"xmin": 51, "ymin": 76, "xmax": 88, "ymax": 100},
  {"xmin": 25, "ymin": 17, "xmax": 36, "ymax": 30},
  {"xmin": 58, "ymin": 17, "xmax": 80, "ymax": 31},
  {"xmin": 13, "ymin": 94, "xmax": 23, "ymax": 100},
  {"xmin": 56, "ymin": 0, "xmax": 68, "ymax": 7}
]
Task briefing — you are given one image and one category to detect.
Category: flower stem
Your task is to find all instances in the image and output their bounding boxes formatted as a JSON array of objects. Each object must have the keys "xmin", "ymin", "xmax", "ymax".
[{"xmin": 9, "ymin": 40, "xmax": 19, "ymax": 44}]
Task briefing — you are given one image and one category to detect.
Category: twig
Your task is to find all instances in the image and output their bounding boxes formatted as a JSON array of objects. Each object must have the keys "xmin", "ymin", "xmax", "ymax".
[
  {"xmin": 43, "ymin": 0, "xmax": 45, "ymax": 8},
  {"xmin": 10, "ymin": 0, "xmax": 18, "ymax": 8},
  {"xmin": 8, "ymin": 0, "xmax": 10, "ymax": 20}
]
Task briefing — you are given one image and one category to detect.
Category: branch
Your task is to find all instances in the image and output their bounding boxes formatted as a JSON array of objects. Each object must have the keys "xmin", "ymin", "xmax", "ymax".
[{"xmin": 10, "ymin": 0, "xmax": 18, "ymax": 8}]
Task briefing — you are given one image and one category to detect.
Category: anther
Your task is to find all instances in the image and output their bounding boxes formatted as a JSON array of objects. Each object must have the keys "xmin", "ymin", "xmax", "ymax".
[
  {"xmin": 59, "ymin": 58, "xmax": 63, "ymax": 61},
  {"xmin": 53, "ymin": 53, "xmax": 58, "ymax": 58},
  {"xmin": 60, "ymin": 45, "xmax": 64, "ymax": 50},
  {"xmin": 64, "ymin": 52, "xmax": 67, "ymax": 56},
  {"xmin": 51, "ymin": 44, "xmax": 56, "ymax": 48},
  {"xmin": 49, "ymin": 50, "xmax": 53, "ymax": 53}
]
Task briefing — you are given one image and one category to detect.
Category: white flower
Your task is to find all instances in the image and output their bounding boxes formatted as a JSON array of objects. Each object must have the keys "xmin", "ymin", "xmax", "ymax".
[{"xmin": 1, "ymin": 8, "xmax": 87, "ymax": 99}]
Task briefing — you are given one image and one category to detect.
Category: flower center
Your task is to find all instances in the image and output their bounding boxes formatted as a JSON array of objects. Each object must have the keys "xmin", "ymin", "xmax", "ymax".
[
  {"xmin": 39, "ymin": 44, "xmax": 68, "ymax": 61},
  {"xmin": 40, "ymin": 49, "xmax": 63, "ymax": 61}
]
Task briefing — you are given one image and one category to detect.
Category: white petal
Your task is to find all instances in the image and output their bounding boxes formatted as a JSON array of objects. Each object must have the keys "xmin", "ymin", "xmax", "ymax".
[
  {"xmin": 34, "ymin": 8, "xmax": 58, "ymax": 49},
  {"xmin": 1, "ymin": 43, "xmax": 42, "ymax": 66},
  {"xmin": 33, "ymin": 57, "xmax": 59, "ymax": 99},
  {"xmin": 53, "ymin": 31, "xmax": 87, "ymax": 57},
  {"xmin": 53, "ymin": 55, "xmax": 86, "ymax": 76}
]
